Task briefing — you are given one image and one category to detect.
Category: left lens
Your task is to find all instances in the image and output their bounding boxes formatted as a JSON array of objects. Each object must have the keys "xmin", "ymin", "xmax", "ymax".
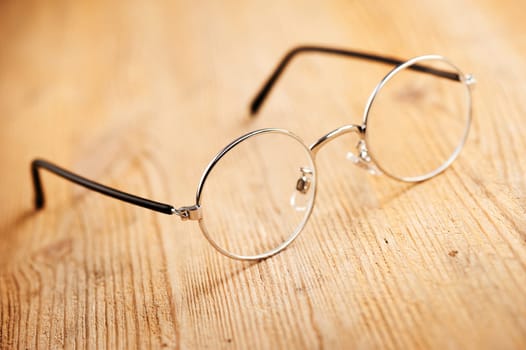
[
  {"xmin": 364, "ymin": 56, "xmax": 472, "ymax": 181},
  {"xmin": 196, "ymin": 129, "xmax": 316, "ymax": 260}
]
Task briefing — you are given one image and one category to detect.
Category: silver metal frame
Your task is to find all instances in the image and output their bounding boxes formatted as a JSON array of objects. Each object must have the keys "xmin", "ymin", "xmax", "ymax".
[
  {"xmin": 361, "ymin": 55, "xmax": 475, "ymax": 182},
  {"xmin": 309, "ymin": 124, "xmax": 363, "ymax": 156},
  {"xmin": 195, "ymin": 128, "xmax": 318, "ymax": 261},
  {"xmin": 175, "ymin": 55, "xmax": 475, "ymax": 261}
]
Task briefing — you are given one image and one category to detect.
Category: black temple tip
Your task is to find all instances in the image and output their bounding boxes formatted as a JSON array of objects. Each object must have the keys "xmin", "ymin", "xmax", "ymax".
[
  {"xmin": 34, "ymin": 194, "xmax": 44, "ymax": 210},
  {"xmin": 249, "ymin": 97, "xmax": 262, "ymax": 116},
  {"xmin": 31, "ymin": 159, "xmax": 45, "ymax": 210},
  {"xmin": 250, "ymin": 82, "xmax": 273, "ymax": 116}
]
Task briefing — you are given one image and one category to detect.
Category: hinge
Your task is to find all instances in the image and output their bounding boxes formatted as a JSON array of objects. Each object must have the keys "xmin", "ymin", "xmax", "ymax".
[
  {"xmin": 174, "ymin": 205, "xmax": 202, "ymax": 221},
  {"xmin": 464, "ymin": 74, "xmax": 476, "ymax": 86}
]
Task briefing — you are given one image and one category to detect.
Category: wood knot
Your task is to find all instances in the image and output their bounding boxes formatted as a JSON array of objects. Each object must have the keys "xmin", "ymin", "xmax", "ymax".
[{"xmin": 32, "ymin": 237, "xmax": 73, "ymax": 263}]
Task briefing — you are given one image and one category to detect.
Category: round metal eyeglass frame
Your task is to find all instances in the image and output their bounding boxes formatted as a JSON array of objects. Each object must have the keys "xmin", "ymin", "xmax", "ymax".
[
  {"xmin": 195, "ymin": 128, "xmax": 318, "ymax": 260},
  {"xmin": 30, "ymin": 45, "xmax": 475, "ymax": 261},
  {"xmin": 362, "ymin": 55, "xmax": 474, "ymax": 182}
]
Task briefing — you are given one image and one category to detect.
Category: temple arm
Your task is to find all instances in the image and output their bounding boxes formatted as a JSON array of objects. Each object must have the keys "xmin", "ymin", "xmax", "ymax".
[
  {"xmin": 249, "ymin": 45, "xmax": 460, "ymax": 115},
  {"xmin": 31, "ymin": 159, "xmax": 175, "ymax": 215}
]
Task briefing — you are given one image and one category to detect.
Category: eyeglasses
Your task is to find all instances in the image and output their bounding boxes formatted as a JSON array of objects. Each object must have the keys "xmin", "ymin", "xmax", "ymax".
[{"xmin": 31, "ymin": 45, "xmax": 475, "ymax": 261}]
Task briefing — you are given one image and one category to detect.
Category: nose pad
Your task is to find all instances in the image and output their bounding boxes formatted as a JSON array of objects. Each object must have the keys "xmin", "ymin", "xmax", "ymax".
[
  {"xmin": 346, "ymin": 140, "xmax": 382, "ymax": 175},
  {"xmin": 296, "ymin": 167, "xmax": 312, "ymax": 194},
  {"xmin": 290, "ymin": 167, "xmax": 313, "ymax": 211}
]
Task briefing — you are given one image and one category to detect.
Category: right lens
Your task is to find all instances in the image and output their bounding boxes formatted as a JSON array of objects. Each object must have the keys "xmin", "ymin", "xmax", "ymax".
[
  {"xmin": 196, "ymin": 129, "xmax": 316, "ymax": 260},
  {"xmin": 364, "ymin": 56, "xmax": 471, "ymax": 181}
]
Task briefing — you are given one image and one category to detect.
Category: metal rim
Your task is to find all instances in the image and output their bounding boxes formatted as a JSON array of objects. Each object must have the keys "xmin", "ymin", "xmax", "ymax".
[
  {"xmin": 194, "ymin": 128, "xmax": 318, "ymax": 261},
  {"xmin": 361, "ymin": 55, "xmax": 473, "ymax": 182}
]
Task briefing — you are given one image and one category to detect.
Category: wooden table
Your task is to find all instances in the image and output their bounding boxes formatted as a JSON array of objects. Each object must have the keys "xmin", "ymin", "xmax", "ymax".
[{"xmin": 1, "ymin": 0, "xmax": 525, "ymax": 348}]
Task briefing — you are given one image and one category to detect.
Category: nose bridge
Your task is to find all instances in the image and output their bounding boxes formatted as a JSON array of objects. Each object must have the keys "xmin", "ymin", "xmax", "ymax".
[{"xmin": 309, "ymin": 124, "xmax": 363, "ymax": 156}]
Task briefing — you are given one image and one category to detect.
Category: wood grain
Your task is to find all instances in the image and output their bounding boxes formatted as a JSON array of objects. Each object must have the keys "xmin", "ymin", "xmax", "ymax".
[{"xmin": 1, "ymin": 0, "xmax": 525, "ymax": 348}]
